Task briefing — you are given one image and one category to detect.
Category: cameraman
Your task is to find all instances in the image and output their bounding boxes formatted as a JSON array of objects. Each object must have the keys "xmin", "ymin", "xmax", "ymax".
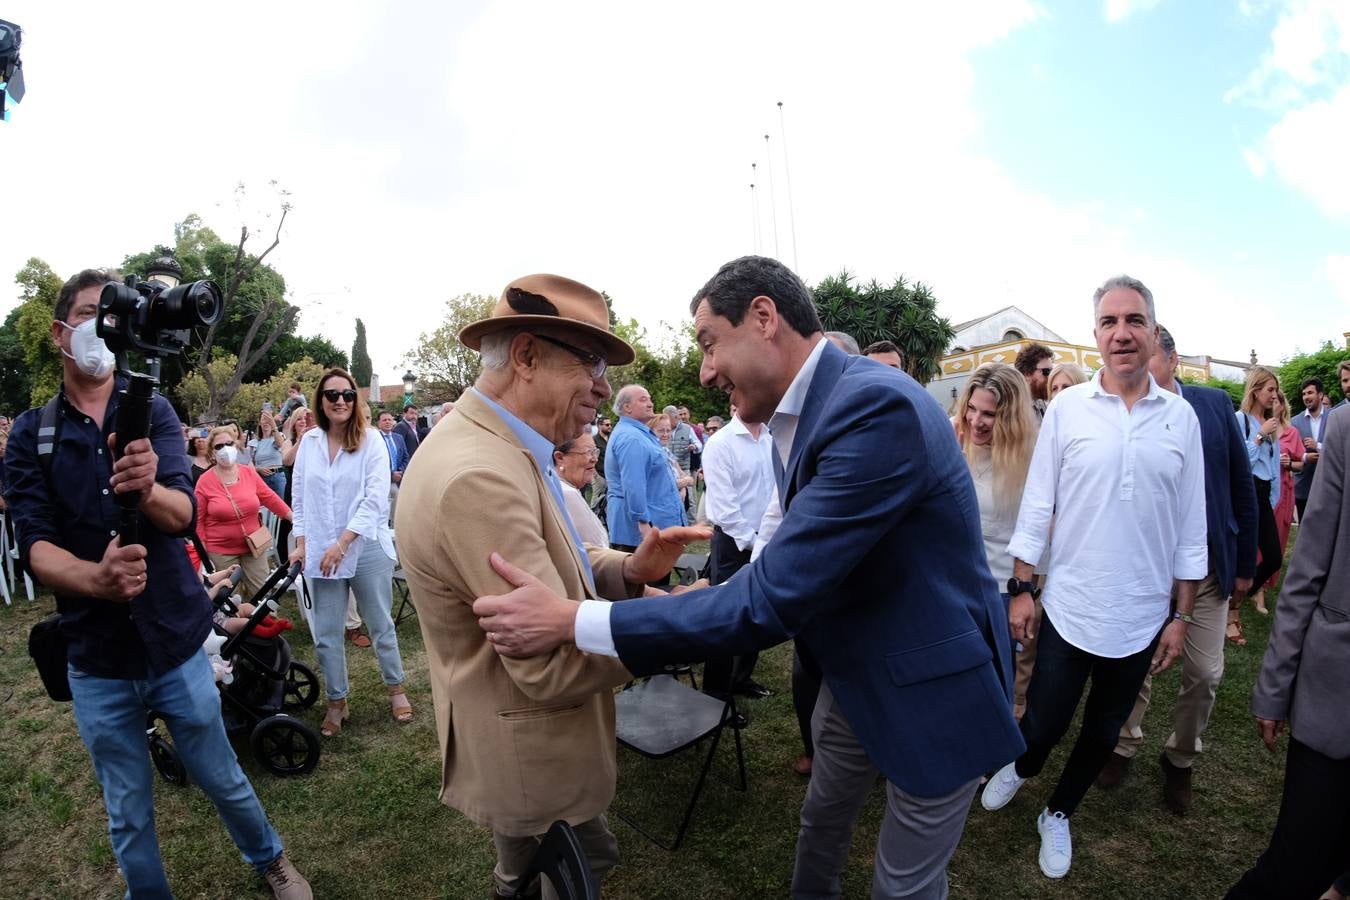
[{"xmin": 4, "ymin": 269, "xmax": 311, "ymax": 900}]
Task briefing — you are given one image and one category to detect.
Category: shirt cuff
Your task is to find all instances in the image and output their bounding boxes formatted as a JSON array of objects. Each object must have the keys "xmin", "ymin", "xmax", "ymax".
[
  {"xmin": 575, "ymin": 599, "xmax": 618, "ymax": 657},
  {"xmin": 1006, "ymin": 533, "xmax": 1044, "ymax": 569}
]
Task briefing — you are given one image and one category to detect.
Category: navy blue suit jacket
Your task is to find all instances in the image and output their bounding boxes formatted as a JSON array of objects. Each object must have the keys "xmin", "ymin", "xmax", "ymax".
[
  {"xmin": 1179, "ymin": 384, "xmax": 1258, "ymax": 597},
  {"xmin": 609, "ymin": 341, "xmax": 1025, "ymax": 797},
  {"xmin": 379, "ymin": 430, "xmax": 409, "ymax": 473}
]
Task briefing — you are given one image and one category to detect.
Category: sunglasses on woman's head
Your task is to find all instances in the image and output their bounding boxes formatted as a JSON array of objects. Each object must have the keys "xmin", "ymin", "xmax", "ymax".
[{"xmin": 322, "ymin": 389, "xmax": 358, "ymax": 404}]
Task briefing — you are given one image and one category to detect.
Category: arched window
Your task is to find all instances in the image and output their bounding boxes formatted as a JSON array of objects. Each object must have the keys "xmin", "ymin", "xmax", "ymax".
[{"xmin": 1002, "ymin": 329, "xmax": 1024, "ymax": 341}]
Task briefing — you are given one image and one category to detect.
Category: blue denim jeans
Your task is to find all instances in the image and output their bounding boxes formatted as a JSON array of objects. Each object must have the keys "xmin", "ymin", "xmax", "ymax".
[
  {"xmin": 261, "ymin": 470, "xmax": 288, "ymax": 501},
  {"xmin": 308, "ymin": 536, "xmax": 404, "ymax": 700},
  {"xmin": 67, "ymin": 649, "xmax": 283, "ymax": 899}
]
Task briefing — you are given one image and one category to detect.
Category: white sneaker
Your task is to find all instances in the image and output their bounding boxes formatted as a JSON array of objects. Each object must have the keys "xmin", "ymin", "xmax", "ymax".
[
  {"xmin": 1037, "ymin": 808, "xmax": 1072, "ymax": 879},
  {"xmin": 980, "ymin": 761, "xmax": 1027, "ymax": 811}
]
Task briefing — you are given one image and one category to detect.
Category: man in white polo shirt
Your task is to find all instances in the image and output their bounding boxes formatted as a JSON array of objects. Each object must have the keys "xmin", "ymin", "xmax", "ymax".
[{"xmin": 979, "ymin": 274, "xmax": 1208, "ymax": 880}]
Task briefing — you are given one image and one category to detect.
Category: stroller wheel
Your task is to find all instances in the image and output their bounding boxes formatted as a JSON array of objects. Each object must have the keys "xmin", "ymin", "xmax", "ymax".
[
  {"xmin": 283, "ymin": 661, "xmax": 320, "ymax": 710},
  {"xmin": 148, "ymin": 730, "xmax": 189, "ymax": 787},
  {"xmin": 250, "ymin": 714, "xmax": 321, "ymax": 777}
]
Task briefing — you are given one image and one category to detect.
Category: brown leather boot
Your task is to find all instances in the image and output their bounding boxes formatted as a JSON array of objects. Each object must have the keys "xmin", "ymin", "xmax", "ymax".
[
  {"xmin": 1095, "ymin": 751, "xmax": 1132, "ymax": 790},
  {"xmin": 1159, "ymin": 752, "xmax": 1193, "ymax": 814}
]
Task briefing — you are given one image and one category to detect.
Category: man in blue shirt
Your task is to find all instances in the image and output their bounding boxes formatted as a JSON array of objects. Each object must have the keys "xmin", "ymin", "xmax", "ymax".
[
  {"xmin": 604, "ymin": 383, "xmax": 687, "ymax": 551},
  {"xmin": 5, "ymin": 269, "xmax": 310, "ymax": 899}
]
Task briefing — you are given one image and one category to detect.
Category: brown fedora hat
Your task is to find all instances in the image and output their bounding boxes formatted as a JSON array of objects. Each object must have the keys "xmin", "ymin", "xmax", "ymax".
[{"xmin": 459, "ymin": 274, "xmax": 635, "ymax": 365}]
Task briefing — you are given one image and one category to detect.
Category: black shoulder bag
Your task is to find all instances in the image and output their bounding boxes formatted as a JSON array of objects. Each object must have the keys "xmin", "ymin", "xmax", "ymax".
[{"xmin": 26, "ymin": 395, "xmax": 73, "ymax": 701}]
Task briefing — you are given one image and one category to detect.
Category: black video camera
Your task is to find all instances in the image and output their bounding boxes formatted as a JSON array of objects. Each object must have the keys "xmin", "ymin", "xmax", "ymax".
[
  {"xmin": 98, "ymin": 274, "xmax": 223, "ymax": 361},
  {"xmin": 97, "ymin": 269, "xmax": 223, "ymax": 545}
]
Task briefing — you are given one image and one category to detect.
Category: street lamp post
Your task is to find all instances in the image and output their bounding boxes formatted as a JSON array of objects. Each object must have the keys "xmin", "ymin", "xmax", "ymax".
[{"xmin": 402, "ymin": 370, "xmax": 417, "ymax": 409}]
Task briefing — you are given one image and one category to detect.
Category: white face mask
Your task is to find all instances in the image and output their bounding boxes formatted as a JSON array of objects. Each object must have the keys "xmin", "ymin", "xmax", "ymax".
[
  {"xmin": 60, "ymin": 319, "xmax": 116, "ymax": 379},
  {"xmin": 216, "ymin": 445, "xmax": 240, "ymax": 466}
]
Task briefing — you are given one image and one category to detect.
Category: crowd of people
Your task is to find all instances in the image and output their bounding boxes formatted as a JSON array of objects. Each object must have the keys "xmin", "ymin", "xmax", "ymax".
[{"xmin": 3, "ymin": 261, "xmax": 1349, "ymax": 899}]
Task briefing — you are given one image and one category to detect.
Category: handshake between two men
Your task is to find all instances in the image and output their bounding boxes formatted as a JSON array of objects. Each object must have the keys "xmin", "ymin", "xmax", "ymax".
[{"xmin": 474, "ymin": 523, "xmax": 712, "ymax": 658}]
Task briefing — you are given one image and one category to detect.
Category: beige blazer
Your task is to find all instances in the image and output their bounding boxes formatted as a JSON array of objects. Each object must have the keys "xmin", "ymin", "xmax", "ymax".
[{"xmin": 395, "ymin": 390, "xmax": 635, "ymax": 836}]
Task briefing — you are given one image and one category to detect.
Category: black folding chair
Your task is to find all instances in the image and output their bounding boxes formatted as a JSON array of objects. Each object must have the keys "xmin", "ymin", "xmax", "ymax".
[
  {"xmin": 392, "ymin": 568, "xmax": 415, "ymax": 625},
  {"xmin": 613, "ymin": 674, "xmax": 747, "ymax": 850},
  {"xmin": 511, "ymin": 819, "xmax": 599, "ymax": 900}
]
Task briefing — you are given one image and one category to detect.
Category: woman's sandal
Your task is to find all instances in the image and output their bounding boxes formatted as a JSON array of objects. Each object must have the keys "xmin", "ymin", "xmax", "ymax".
[
  {"xmin": 388, "ymin": 687, "xmax": 414, "ymax": 724},
  {"xmin": 321, "ymin": 699, "xmax": 349, "ymax": 737},
  {"xmin": 1226, "ymin": 610, "xmax": 1247, "ymax": 646}
]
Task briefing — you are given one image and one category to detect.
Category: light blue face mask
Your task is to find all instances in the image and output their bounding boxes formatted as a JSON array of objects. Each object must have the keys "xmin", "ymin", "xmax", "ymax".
[{"xmin": 60, "ymin": 318, "xmax": 115, "ymax": 379}]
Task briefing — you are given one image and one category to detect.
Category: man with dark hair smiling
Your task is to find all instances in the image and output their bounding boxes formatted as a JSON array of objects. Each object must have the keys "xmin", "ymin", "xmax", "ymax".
[{"xmin": 473, "ymin": 255, "xmax": 1023, "ymax": 898}]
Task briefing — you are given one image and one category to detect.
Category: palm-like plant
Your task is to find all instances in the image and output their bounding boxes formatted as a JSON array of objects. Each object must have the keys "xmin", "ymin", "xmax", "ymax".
[{"xmin": 812, "ymin": 270, "xmax": 955, "ymax": 384}]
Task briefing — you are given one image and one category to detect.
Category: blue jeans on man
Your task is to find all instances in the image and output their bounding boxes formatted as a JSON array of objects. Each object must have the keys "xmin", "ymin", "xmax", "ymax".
[{"xmin": 68, "ymin": 649, "xmax": 284, "ymax": 899}]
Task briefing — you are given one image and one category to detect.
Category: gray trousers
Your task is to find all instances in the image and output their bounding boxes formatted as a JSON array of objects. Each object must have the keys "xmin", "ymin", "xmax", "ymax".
[{"xmin": 791, "ymin": 685, "xmax": 980, "ymax": 899}]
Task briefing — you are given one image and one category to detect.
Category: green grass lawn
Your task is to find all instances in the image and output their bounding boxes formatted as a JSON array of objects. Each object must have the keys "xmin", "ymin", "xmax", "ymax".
[{"xmin": 0, "ymin": 539, "xmax": 1293, "ymax": 899}]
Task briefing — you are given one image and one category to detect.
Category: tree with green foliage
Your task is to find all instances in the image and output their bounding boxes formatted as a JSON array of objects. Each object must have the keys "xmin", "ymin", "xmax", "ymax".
[
  {"xmin": 402, "ymin": 293, "xmax": 497, "ymax": 404},
  {"xmin": 12, "ymin": 257, "xmax": 65, "ymax": 408},
  {"xmin": 1200, "ymin": 376, "xmax": 1244, "ymax": 409},
  {"xmin": 1277, "ymin": 341, "xmax": 1350, "ymax": 406},
  {"xmin": 350, "ymin": 318, "xmax": 373, "ymax": 387},
  {"xmin": 177, "ymin": 356, "xmax": 329, "ymax": 426},
  {"xmin": 119, "ymin": 193, "xmax": 300, "ymax": 422},
  {"xmin": 811, "ymin": 270, "xmax": 955, "ymax": 385},
  {"xmin": 0, "ymin": 307, "xmax": 33, "ymax": 415}
]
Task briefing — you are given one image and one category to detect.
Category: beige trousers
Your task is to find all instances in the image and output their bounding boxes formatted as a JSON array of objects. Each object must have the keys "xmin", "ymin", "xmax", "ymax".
[
  {"xmin": 492, "ymin": 815, "xmax": 619, "ymax": 899},
  {"xmin": 206, "ymin": 551, "xmax": 275, "ymax": 601},
  {"xmin": 1114, "ymin": 568, "xmax": 1227, "ymax": 768},
  {"xmin": 1012, "ymin": 597, "xmax": 1044, "ymax": 721}
]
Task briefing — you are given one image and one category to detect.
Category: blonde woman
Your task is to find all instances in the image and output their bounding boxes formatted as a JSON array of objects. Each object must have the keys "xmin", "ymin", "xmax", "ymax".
[
  {"xmin": 1230, "ymin": 366, "xmax": 1284, "ymax": 644},
  {"xmin": 194, "ymin": 425, "xmax": 292, "ymax": 597},
  {"xmin": 289, "ymin": 369, "xmax": 410, "ymax": 736},
  {"xmin": 1047, "ymin": 363, "xmax": 1088, "ymax": 401},
  {"xmin": 1257, "ymin": 388, "xmax": 1305, "ymax": 613},
  {"xmin": 954, "ymin": 364, "xmax": 1039, "ymax": 689}
]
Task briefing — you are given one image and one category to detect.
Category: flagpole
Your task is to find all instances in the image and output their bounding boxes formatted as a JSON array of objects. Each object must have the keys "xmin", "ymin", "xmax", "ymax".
[
  {"xmin": 764, "ymin": 134, "xmax": 780, "ymax": 259},
  {"xmin": 778, "ymin": 101, "xmax": 799, "ymax": 272}
]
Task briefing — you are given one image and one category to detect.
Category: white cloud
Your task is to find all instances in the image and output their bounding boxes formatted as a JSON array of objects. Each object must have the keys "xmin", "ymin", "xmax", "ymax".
[
  {"xmin": 1232, "ymin": 1, "xmax": 1350, "ymax": 218},
  {"xmin": 1105, "ymin": 0, "xmax": 1163, "ymax": 24}
]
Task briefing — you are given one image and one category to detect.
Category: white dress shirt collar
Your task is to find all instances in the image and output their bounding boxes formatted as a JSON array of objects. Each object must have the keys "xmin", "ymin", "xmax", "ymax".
[{"xmin": 768, "ymin": 337, "xmax": 828, "ymax": 465}]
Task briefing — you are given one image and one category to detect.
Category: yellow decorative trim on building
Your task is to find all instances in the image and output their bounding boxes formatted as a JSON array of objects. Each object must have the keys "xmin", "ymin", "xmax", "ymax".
[{"xmin": 941, "ymin": 339, "xmax": 1210, "ymax": 381}]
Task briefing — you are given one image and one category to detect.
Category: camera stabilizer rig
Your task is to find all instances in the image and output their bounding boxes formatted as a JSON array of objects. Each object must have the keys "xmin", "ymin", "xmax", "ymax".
[{"xmin": 97, "ymin": 262, "xmax": 223, "ymax": 544}]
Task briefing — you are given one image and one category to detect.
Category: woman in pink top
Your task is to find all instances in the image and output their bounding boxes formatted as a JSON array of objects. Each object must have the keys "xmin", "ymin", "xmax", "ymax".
[
  {"xmin": 195, "ymin": 424, "xmax": 292, "ymax": 597},
  {"xmin": 1257, "ymin": 390, "xmax": 1305, "ymax": 612}
]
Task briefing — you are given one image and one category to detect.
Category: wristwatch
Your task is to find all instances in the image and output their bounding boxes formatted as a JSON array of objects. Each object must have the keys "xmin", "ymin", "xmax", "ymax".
[
  {"xmin": 1006, "ymin": 577, "xmax": 1038, "ymax": 598},
  {"xmin": 1171, "ymin": 611, "xmax": 1196, "ymax": 625}
]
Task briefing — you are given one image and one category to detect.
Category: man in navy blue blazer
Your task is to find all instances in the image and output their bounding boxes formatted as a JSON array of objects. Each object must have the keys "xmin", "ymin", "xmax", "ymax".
[
  {"xmin": 376, "ymin": 411, "xmax": 410, "ymax": 525},
  {"xmin": 1101, "ymin": 324, "xmax": 1258, "ymax": 812},
  {"xmin": 475, "ymin": 255, "xmax": 1025, "ymax": 898}
]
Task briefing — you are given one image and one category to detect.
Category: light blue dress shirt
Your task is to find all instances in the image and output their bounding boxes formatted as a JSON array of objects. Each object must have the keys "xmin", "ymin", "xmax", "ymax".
[{"xmin": 472, "ymin": 389, "xmax": 594, "ymax": 587}]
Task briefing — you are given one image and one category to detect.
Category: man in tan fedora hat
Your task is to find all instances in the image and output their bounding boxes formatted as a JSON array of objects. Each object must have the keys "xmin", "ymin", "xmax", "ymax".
[{"xmin": 395, "ymin": 273, "xmax": 708, "ymax": 898}]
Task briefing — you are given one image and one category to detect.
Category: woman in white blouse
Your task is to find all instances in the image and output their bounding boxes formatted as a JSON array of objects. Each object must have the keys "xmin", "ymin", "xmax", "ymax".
[
  {"xmin": 553, "ymin": 431, "xmax": 608, "ymax": 548},
  {"xmin": 289, "ymin": 369, "xmax": 411, "ymax": 737},
  {"xmin": 954, "ymin": 363, "xmax": 1039, "ymax": 712}
]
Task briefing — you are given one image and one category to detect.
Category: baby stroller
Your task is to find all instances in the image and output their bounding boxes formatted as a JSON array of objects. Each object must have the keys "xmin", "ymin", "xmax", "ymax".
[{"xmin": 148, "ymin": 561, "xmax": 323, "ymax": 783}]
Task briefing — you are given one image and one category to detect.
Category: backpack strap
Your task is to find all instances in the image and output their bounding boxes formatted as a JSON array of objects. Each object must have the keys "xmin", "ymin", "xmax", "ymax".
[{"xmin": 35, "ymin": 393, "xmax": 64, "ymax": 483}]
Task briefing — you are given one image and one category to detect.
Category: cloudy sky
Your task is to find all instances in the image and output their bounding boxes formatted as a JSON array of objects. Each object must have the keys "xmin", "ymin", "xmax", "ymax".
[{"xmin": 3, "ymin": 0, "xmax": 1347, "ymax": 385}]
